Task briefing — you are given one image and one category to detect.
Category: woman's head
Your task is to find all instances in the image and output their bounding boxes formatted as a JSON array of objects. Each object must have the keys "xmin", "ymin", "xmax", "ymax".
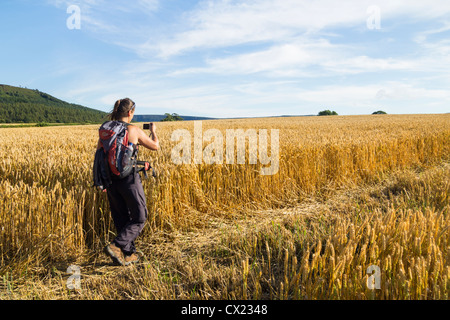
[{"xmin": 109, "ymin": 98, "xmax": 136, "ymax": 121}]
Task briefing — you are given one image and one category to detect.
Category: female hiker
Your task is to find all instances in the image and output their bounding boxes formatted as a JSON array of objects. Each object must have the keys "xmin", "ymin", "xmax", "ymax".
[{"xmin": 97, "ymin": 98, "xmax": 159, "ymax": 266}]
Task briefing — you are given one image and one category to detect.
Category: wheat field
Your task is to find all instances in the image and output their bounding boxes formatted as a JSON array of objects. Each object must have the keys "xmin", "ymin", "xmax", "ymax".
[{"xmin": 0, "ymin": 114, "xmax": 449, "ymax": 299}]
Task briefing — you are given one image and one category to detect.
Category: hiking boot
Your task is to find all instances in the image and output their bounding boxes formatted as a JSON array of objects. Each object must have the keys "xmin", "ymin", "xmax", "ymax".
[
  {"xmin": 124, "ymin": 253, "xmax": 140, "ymax": 266},
  {"xmin": 104, "ymin": 243, "xmax": 125, "ymax": 266}
]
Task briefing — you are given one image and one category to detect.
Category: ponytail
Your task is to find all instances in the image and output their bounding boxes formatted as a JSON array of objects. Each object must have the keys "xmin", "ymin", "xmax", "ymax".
[{"xmin": 109, "ymin": 98, "xmax": 135, "ymax": 120}]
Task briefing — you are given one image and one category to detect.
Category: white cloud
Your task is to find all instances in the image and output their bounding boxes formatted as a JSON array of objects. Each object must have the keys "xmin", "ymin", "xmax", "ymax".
[
  {"xmin": 147, "ymin": 0, "xmax": 450, "ymax": 81},
  {"xmin": 375, "ymin": 84, "xmax": 450, "ymax": 101},
  {"xmin": 322, "ymin": 55, "xmax": 416, "ymax": 74},
  {"xmin": 146, "ymin": 0, "xmax": 450, "ymax": 58},
  {"xmin": 170, "ymin": 39, "xmax": 415, "ymax": 77},
  {"xmin": 299, "ymin": 82, "xmax": 450, "ymax": 103},
  {"xmin": 169, "ymin": 39, "xmax": 329, "ymax": 76},
  {"xmin": 414, "ymin": 21, "xmax": 450, "ymax": 44}
]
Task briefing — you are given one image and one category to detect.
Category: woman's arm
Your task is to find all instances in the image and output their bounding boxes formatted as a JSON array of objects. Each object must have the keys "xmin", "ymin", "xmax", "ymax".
[{"xmin": 132, "ymin": 123, "xmax": 159, "ymax": 151}]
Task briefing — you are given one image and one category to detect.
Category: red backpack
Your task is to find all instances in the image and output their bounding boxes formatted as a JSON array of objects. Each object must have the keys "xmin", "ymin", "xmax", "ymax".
[
  {"xmin": 98, "ymin": 121, "xmax": 136, "ymax": 178},
  {"xmin": 93, "ymin": 121, "xmax": 155, "ymax": 191}
]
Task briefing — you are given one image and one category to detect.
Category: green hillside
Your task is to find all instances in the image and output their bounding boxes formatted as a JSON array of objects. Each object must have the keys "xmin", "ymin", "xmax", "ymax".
[{"xmin": 0, "ymin": 85, "xmax": 107, "ymax": 124}]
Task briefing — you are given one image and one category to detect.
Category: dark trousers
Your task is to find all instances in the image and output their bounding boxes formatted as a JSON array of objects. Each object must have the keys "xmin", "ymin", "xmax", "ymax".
[{"xmin": 106, "ymin": 173, "xmax": 148, "ymax": 255}]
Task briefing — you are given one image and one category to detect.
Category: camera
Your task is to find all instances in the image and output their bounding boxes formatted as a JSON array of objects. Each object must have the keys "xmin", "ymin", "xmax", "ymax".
[{"xmin": 143, "ymin": 123, "xmax": 151, "ymax": 130}]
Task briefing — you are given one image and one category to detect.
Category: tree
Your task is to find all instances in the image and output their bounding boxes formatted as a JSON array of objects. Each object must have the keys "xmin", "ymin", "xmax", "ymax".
[
  {"xmin": 318, "ymin": 110, "xmax": 338, "ymax": 116},
  {"xmin": 161, "ymin": 113, "xmax": 184, "ymax": 122},
  {"xmin": 372, "ymin": 110, "xmax": 387, "ymax": 115}
]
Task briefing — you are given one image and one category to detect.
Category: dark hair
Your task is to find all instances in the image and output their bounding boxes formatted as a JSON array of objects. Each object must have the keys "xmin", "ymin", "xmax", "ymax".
[{"xmin": 109, "ymin": 98, "xmax": 135, "ymax": 120}]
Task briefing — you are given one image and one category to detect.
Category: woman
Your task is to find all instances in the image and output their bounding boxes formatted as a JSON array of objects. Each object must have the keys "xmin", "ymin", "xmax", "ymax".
[{"xmin": 99, "ymin": 98, "xmax": 159, "ymax": 266}]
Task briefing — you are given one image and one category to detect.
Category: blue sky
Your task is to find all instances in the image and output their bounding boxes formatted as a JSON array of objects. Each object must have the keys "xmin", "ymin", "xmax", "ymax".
[{"xmin": 1, "ymin": 0, "xmax": 450, "ymax": 117}]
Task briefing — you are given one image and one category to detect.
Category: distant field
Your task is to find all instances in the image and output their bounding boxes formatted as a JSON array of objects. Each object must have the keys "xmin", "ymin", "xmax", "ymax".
[
  {"xmin": 0, "ymin": 114, "xmax": 449, "ymax": 299},
  {"xmin": 0, "ymin": 122, "xmax": 96, "ymax": 128},
  {"xmin": 0, "ymin": 123, "xmax": 39, "ymax": 128}
]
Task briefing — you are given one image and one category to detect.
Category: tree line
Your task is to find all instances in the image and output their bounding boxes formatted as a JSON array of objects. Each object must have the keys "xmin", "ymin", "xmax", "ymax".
[
  {"xmin": 0, "ymin": 87, "xmax": 107, "ymax": 123},
  {"xmin": 318, "ymin": 110, "xmax": 387, "ymax": 116}
]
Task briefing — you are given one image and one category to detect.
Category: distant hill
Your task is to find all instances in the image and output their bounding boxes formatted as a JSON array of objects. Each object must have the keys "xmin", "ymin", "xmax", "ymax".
[
  {"xmin": 0, "ymin": 84, "xmax": 107, "ymax": 123},
  {"xmin": 134, "ymin": 114, "xmax": 316, "ymax": 122},
  {"xmin": 133, "ymin": 114, "xmax": 216, "ymax": 122}
]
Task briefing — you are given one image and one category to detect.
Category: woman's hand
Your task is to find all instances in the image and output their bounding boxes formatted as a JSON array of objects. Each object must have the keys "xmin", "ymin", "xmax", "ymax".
[{"xmin": 149, "ymin": 122, "xmax": 156, "ymax": 134}]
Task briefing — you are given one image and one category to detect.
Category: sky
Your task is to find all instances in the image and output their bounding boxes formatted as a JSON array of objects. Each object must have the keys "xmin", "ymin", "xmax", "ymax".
[{"xmin": 1, "ymin": 0, "xmax": 450, "ymax": 118}]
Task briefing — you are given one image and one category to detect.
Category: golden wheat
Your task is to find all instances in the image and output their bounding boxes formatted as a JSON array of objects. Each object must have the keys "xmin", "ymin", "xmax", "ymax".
[{"xmin": 0, "ymin": 114, "xmax": 449, "ymax": 299}]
